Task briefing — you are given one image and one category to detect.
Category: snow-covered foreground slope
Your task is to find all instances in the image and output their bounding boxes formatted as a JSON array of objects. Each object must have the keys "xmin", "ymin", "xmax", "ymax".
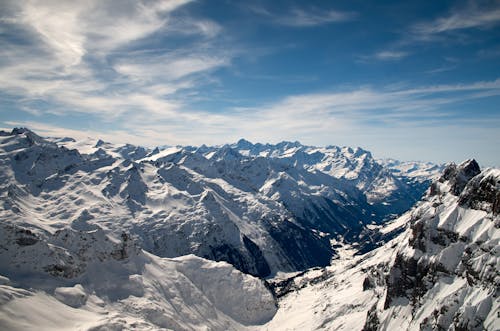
[
  {"xmin": 0, "ymin": 223, "xmax": 276, "ymax": 330},
  {"xmin": 264, "ymin": 160, "xmax": 499, "ymax": 330},
  {"xmin": 0, "ymin": 128, "xmax": 436, "ymax": 277}
]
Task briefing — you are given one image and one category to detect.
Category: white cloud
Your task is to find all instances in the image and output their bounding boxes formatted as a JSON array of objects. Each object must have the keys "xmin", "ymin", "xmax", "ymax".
[
  {"xmin": 411, "ymin": 4, "xmax": 500, "ymax": 39},
  {"xmin": 202, "ymin": 79, "xmax": 500, "ymax": 144},
  {"xmin": 22, "ymin": 0, "xmax": 193, "ymax": 63},
  {"xmin": 373, "ymin": 51, "xmax": 409, "ymax": 60},
  {"xmin": 277, "ymin": 8, "xmax": 356, "ymax": 27},
  {"xmin": 114, "ymin": 53, "xmax": 229, "ymax": 81},
  {"xmin": 358, "ymin": 50, "xmax": 410, "ymax": 62},
  {"xmin": 0, "ymin": 0, "xmax": 230, "ymax": 122},
  {"xmin": 247, "ymin": 5, "xmax": 356, "ymax": 27}
]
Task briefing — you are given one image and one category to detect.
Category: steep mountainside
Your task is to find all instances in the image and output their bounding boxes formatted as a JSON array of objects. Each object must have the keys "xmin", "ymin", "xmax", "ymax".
[
  {"xmin": 0, "ymin": 128, "xmax": 435, "ymax": 277},
  {"xmin": 264, "ymin": 160, "xmax": 499, "ymax": 330}
]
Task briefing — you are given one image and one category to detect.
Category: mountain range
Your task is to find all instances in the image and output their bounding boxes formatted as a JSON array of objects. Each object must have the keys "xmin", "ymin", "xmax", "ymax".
[
  {"xmin": 0, "ymin": 128, "xmax": 441, "ymax": 277},
  {"xmin": 1, "ymin": 128, "xmax": 497, "ymax": 330}
]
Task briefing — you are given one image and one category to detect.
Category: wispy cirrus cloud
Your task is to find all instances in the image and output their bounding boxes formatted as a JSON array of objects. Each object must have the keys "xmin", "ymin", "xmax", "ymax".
[
  {"xmin": 358, "ymin": 50, "xmax": 410, "ymax": 62},
  {"xmin": 113, "ymin": 52, "xmax": 230, "ymax": 82},
  {"xmin": 235, "ymin": 79, "xmax": 500, "ymax": 134},
  {"xmin": 410, "ymin": 2, "xmax": 500, "ymax": 41},
  {"xmin": 360, "ymin": 3, "xmax": 500, "ymax": 65},
  {"xmin": 246, "ymin": 4, "xmax": 356, "ymax": 27},
  {"xmin": 276, "ymin": 8, "xmax": 356, "ymax": 27},
  {"xmin": 0, "ymin": 0, "xmax": 230, "ymax": 123},
  {"xmin": 6, "ymin": 0, "xmax": 194, "ymax": 66},
  {"xmin": 373, "ymin": 51, "xmax": 409, "ymax": 61},
  {"xmin": 11, "ymin": 78, "xmax": 500, "ymax": 145}
]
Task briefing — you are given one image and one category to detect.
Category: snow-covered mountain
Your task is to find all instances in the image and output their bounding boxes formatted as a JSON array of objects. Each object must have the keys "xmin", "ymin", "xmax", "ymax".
[
  {"xmin": 379, "ymin": 158, "xmax": 443, "ymax": 183},
  {"xmin": 0, "ymin": 128, "xmax": 437, "ymax": 278},
  {"xmin": 264, "ymin": 159, "xmax": 499, "ymax": 330},
  {"xmin": 1, "ymin": 128, "xmax": 497, "ymax": 330}
]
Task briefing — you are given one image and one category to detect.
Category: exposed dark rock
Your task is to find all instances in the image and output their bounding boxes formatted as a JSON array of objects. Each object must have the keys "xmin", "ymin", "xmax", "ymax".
[
  {"xmin": 409, "ymin": 219, "xmax": 426, "ymax": 252},
  {"xmin": 430, "ymin": 228, "xmax": 459, "ymax": 246},
  {"xmin": 267, "ymin": 267, "xmax": 332, "ymax": 298},
  {"xmin": 43, "ymin": 263, "xmax": 81, "ymax": 278},
  {"xmin": 384, "ymin": 253, "xmax": 436, "ymax": 308},
  {"xmin": 362, "ymin": 304, "xmax": 380, "ymax": 331},
  {"xmin": 267, "ymin": 218, "xmax": 334, "ymax": 273},
  {"xmin": 15, "ymin": 236, "xmax": 38, "ymax": 246},
  {"xmin": 445, "ymin": 159, "xmax": 481, "ymax": 196},
  {"xmin": 242, "ymin": 235, "xmax": 271, "ymax": 277},
  {"xmin": 15, "ymin": 229, "xmax": 39, "ymax": 246},
  {"xmin": 206, "ymin": 243, "xmax": 252, "ymax": 274},
  {"xmin": 459, "ymin": 171, "xmax": 500, "ymax": 214},
  {"xmin": 362, "ymin": 276, "xmax": 374, "ymax": 291}
]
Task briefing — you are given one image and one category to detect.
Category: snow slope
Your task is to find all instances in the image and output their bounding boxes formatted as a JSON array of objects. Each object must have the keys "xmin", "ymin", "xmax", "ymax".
[
  {"xmin": 0, "ymin": 222, "xmax": 276, "ymax": 330},
  {"xmin": 264, "ymin": 159, "xmax": 499, "ymax": 330}
]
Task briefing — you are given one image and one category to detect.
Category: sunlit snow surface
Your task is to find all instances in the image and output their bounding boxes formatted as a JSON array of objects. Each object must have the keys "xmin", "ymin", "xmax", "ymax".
[{"xmin": 0, "ymin": 235, "xmax": 276, "ymax": 331}]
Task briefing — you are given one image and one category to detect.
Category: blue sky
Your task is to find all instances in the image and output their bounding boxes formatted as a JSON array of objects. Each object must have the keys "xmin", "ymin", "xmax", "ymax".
[{"xmin": 1, "ymin": 0, "xmax": 499, "ymax": 165}]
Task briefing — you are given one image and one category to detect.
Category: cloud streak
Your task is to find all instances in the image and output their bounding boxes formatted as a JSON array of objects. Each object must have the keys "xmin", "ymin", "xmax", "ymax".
[
  {"xmin": 410, "ymin": 2, "xmax": 500, "ymax": 41},
  {"xmin": 0, "ymin": 0, "xmax": 231, "ymax": 123},
  {"xmin": 276, "ymin": 8, "xmax": 356, "ymax": 27},
  {"xmin": 12, "ymin": 78, "xmax": 500, "ymax": 144},
  {"xmin": 358, "ymin": 50, "xmax": 410, "ymax": 62},
  {"xmin": 246, "ymin": 4, "xmax": 356, "ymax": 27},
  {"xmin": 373, "ymin": 51, "xmax": 409, "ymax": 60}
]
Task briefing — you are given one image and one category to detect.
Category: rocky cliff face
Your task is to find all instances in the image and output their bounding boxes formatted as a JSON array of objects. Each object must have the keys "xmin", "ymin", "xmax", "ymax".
[{"xmin": 375, "ymin": 159, "xmax": 499, "ymax": 330}]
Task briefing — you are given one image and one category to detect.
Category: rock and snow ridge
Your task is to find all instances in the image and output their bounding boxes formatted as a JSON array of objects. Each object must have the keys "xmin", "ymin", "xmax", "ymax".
[
  {"xmin": 264, "ymin": 159, "xmax": 499, "ymax": 330},
  {"xmin": 0, "ymin": 128, "xmax": 438, "ymax": 278}
]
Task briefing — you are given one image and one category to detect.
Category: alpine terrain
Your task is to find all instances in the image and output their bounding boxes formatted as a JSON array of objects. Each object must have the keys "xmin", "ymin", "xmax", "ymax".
[
  {"xmin": 0, "ymin": 128, "xmax": 439, "ymax": 277},
  {"xmin": 266, "ymin": 159, "xmax": 499, "ymax": 330},
  {"xmin": 1, "ymin": 128, "xmax": 498, "ymax": 330}
]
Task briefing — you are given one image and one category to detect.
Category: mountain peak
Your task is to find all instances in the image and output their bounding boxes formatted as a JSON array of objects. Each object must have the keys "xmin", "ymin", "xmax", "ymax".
[
  {"xmin": 95, "ymin": 139, "xmax": 106, "ymax": 147},
  {"xmin": 458, "ymin": 158, "xmax": 480, "ymax": 173},
  {"xmin": 440, "ymin": 159, "xmax": 481, "ymax": 195},
  {"xmin": 275, "ymin": 140, "xmax": 303, "ymax": 149},
  {"xmin": 236, "ymin": 138, "xmax": 254, "ymax": 149},
  {"xmin": 11, "ymin": 127, "xmax": 34, "ymax": 135},
  {"xmin": 10, "ymin": 127, "xmax": 46, "ymax": 146}
]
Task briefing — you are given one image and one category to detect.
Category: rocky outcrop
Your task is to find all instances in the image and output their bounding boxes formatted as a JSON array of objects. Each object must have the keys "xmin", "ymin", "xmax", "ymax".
[
  {"xmin": 439, "ymin": 159, "xmax": 481, "ymax": 196},
  {"xmin": 380, "ymin": 161, "xmax": 499, "ymax": 330}
]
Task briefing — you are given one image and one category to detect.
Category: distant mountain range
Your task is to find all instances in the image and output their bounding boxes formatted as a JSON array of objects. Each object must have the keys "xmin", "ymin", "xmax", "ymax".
[{"xmin": 0, "ymin": 128, "xmax": 441, "ymax": 277}]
